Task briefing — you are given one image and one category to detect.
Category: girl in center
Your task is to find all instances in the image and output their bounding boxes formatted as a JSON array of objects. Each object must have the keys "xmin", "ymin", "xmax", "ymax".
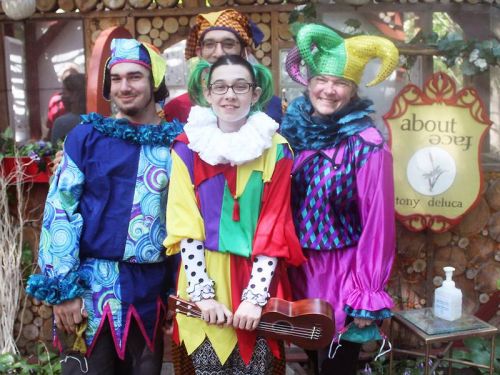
[{"xmin": 163, "ymin": 55, "xmax": 305, "ymax": 374}]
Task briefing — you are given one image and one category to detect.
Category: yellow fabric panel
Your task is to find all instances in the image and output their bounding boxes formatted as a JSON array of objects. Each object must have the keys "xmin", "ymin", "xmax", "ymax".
[
  {"xmin": 235, "ymin": 134, "xmax": 289, "ymax": 196},
  {"xmin": 163, "ymin": 150, "xmax": 205, "ymax": 255},
  {"xmin": 176, "ymin": 250, "xmax": 237, "ymax": 365},
  {"xmin": 142, "ymin": 44, "xmax": 167, "ymax": 90},
  {"xmin": 201, "ymin": 10, "xmax": 226, "ymax": 25},
  {"xmin": 235, "ymin": 154, "xmax": 264, "ymax": 197}
]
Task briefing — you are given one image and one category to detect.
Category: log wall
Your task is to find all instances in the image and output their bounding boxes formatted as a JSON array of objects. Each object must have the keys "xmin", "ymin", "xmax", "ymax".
[{"xmin": 389, "ymin": 171, "xmax": 500, "ymax": 326}]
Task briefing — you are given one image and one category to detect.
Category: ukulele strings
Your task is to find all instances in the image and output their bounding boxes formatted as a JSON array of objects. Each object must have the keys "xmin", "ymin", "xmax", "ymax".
[{"xmin": 175, "ymin": 307, "xmax": 323, "ymax": 340}]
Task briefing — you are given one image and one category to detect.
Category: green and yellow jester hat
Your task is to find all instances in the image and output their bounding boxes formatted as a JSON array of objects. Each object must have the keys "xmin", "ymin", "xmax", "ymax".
[
  {"xmin": 103, "ymin": 38, "xmax": 169, "ymax": 102},
  {"xmin": 285, "ymin": 23, "xmax": 399, "ymax": 87}
]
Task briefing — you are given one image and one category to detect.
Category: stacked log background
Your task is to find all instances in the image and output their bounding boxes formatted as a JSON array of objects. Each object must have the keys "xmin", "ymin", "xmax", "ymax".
[
  {"xmin": 389, "ymin": 171, "xmax": 500, "ymax": 324},
  {"xmin": 1, "ymin": 0, "xmax": 497, "ymax": 14}
]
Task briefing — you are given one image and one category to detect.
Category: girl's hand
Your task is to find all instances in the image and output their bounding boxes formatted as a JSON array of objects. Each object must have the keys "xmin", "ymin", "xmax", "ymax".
[
  {"xmin": 233, "ymin": 300, "xmax": 262, "ymax": 331},
  {"xmin": 353, "ymin": 317, "xmax": 374, "ymax": 329},
  {"xmin": 195, "ymin": 299, "xmax": 233, "ymax": 326}
]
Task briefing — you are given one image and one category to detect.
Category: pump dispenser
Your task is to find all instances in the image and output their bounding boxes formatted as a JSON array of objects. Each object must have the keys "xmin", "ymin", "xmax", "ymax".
[{"xmin": 433, "ymin": 266, "xmax": 462, "ymax": 321}]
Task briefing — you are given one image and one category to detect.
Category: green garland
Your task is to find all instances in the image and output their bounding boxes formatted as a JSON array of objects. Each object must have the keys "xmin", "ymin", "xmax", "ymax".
[{"xmin": 406, "ymin": 31, "xmax": 500, "ymax": 76}]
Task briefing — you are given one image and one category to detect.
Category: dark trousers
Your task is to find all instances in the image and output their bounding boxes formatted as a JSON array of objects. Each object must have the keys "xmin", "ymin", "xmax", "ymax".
[
  {"xmin": 306, "ymin": 340, "xmax": 362, "ymax": 375},
  {"xmin": 319, "ymin": 340, "xmax": 362, "ymax": 375},
  {"xmin": 61, "ymin": 319, "xmax": 164, "ymax": 375}
]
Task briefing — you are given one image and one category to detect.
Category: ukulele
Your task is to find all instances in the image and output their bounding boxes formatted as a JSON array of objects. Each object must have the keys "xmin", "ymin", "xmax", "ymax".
[{"xmin": 168, "ymin": 295, "xmax": 334, "ymax": 350}]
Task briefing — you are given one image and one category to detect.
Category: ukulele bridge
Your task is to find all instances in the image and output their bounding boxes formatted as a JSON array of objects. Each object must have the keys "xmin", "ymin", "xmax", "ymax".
[{"xmin": 311, "ymin": 326, "xmax": 317, "ymax": 340}]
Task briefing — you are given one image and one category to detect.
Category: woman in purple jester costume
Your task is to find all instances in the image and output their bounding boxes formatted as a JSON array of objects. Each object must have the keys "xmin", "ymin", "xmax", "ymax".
[{"xmin": 281, "ymin": 23, "xmax": 399, "ymax": 374}]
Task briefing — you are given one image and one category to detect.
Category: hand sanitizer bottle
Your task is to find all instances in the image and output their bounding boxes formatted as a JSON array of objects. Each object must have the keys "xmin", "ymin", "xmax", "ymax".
[{"xmin": 433, "ymin": 266, "xmax": 462, "ymax": 321}]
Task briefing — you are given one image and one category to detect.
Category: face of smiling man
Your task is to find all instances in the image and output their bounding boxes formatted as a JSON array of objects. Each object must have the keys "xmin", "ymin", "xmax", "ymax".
[
  {"xmin": 198, "ymin": 30, "xmax": 243, "ymax": 64},
  {"xmin": 307, "ymin": 75, "xmax": 356, "ymax": 117},
  {"xmin": 109, "ymin": 62, "xmax": 155, "ymax": 121}
]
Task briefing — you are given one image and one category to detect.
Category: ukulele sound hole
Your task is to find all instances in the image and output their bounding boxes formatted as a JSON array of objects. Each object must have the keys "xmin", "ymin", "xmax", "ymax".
[{"xmin": 272, "ymin": 320, "xmax": 293, "ymax": 331}]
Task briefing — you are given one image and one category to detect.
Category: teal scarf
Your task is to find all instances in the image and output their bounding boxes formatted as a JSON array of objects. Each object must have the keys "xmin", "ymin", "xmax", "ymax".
[
  {"xmin": 81, "ymin": 112, "xmax": 183, "ymax": 146},
  {"xmin": 280, "ymin": 96, "xmax": 375, "ymax": 151}
]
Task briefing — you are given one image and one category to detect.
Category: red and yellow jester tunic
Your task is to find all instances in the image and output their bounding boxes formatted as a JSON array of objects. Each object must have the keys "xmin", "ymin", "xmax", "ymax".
[{"xmin": 163, "ymin": 108, "xmax": 304, "ymax": 365}]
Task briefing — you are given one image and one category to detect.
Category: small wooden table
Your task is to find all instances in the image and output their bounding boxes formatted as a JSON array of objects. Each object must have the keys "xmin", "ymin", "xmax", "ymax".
[{"xmin": 389, "ymin": 308, "xmax": 498, "ymax": 375}]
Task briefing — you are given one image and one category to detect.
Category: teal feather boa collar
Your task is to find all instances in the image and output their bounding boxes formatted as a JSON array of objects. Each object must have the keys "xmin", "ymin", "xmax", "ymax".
[
  {"xmin": 80, "ymin": 112, "xmax": 183, "ymax": 146},
  {"xmin": 280, "ymin": 96, "xmax": 375, "ymax": 151}
]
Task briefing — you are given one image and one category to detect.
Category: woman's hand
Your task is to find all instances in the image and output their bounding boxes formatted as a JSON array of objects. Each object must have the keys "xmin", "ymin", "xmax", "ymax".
[
  {"xmin": 233, "ymin": 301, "xmax": 262, "ymax": 331},
  {"xmin": 195, "ymin": 299, "xmax": 233, "ymax": 326},
  {"xmin": 353, "ymin": 317, "xmax": 373, "ymax": 329},
  {"xmin": 53, "ymin": 298, "xmax": 87, "ymax": 333}
]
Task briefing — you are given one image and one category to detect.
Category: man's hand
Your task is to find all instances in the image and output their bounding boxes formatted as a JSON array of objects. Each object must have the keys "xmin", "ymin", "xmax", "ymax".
[
  {"xmin": 53, "ymin": 298, "xmax": 87, "ymax": 333},
  {"xmin": 50, "ymin": 150, "xmax": 64, "ymax": 173},
  {"xmin": 233, "ymin": 300, "xmax": 262, "ymax": 331},
  {"xmin": 162, "ymin": 308, "xmax": 175, "ymax": 335},
  {"xmin": 195, "ymin": 299, "xmax": 233, "ymax": 326},
  {"xmin": 353, "ymin": 317, "xmax": 374, "ymax": 329}
]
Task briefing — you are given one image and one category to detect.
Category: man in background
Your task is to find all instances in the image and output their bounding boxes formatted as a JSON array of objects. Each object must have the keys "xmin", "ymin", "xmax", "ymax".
[
  {"xmin": 163, "ymin": 9, "xmax": 282, "ymax": 124},
  {"xmin": 51, "ymin": 72, "xmax": 86, "ymax": 144},
  {"xmin": 46, "ymin": 63, "xmax": 81, "ymax": 134}
]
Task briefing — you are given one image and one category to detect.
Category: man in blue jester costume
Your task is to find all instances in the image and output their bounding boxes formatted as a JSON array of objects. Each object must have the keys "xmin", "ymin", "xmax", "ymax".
[{"xmin": 27, "ymin": 39, "xmax": 183, "ymax": 374}]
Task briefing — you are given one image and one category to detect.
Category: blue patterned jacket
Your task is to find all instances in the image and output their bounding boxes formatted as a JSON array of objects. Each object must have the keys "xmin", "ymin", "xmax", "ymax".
[{"xmin": 27, "ymin": 113, "xmax": 182, "ymax": 358}]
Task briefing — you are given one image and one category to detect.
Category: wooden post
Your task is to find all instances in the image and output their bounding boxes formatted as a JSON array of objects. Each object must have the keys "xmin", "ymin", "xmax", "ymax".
[
  {"xmin": 0, "ymin": 24, "xmax": 9, "ymax": 132},
  {"xmin": 24, "ymin": 21, "xmax": 42, "ymax": 140},
  {"xmin": 414, "ymin": 11, "xmax": 435, "ymax": 307},
  {"xmin": 271, "ymin": 11, "xmax": 280, "ymax": 96},
  {"xmin": 425, "ymin": 231, "xmax": 434, "ymax": 309}
]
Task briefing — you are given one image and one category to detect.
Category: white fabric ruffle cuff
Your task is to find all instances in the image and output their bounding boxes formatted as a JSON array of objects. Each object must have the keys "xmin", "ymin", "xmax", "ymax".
[
  {"xmin": 188, "ymin": 279, "xmax": 216, "ymax": 302},
  {"xmin": 242, "ymin": 288, "xmax": 270, "ymax": 307}
]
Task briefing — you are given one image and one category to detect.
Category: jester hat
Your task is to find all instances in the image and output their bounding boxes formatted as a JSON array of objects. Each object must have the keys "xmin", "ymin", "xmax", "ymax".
[
  {"xmin": 185, "ymin": 9, "xmax": 264, "ymax": 60},
  {"xmin": 286, "ymin": 24, "xmax": 399, "ymax": 87},
  {"xmin": 103, "ymin": 38, "xmax": 168, "ymax": 102}
]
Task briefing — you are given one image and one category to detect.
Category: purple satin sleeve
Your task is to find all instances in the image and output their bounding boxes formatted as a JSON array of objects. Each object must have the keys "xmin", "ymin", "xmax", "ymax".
[{"xmin": 344, "ymin": 143, "xmax": 395, "ymax": 313}]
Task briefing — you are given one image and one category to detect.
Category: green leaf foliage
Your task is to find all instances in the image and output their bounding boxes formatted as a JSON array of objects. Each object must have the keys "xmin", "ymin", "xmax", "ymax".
[
  {"xmin": 0, "ymin": 344, "xmax": 61, "ymax": 375},
  {"xmin": 452, "ymin": 335, "xmax": 500, "ymax": 373}
]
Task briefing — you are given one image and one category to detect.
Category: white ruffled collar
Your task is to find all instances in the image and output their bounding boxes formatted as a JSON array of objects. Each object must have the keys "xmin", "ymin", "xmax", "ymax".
[{"xmin": 184, "ymin": 106, "xmax": 279, "ymax": 166}]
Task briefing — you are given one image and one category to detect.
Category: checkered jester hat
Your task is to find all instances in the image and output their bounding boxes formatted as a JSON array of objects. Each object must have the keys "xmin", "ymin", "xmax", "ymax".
[{"xmin": 185, "ymin": 9, "xmax": 264, "ymax": 60}]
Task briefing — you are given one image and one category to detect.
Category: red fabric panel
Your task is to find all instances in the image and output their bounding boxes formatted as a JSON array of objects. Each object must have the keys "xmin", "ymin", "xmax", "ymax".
[
  {"xmin": 252, "ymin": 158, "xmax": 306, "ymax": 266},
  {"xmin": 163, "ymin": 93, "xmax": 192, "ymax": 123},
  {"xmin": 230, "ymin": 255, "xmax": 283, "ymax": 364}
]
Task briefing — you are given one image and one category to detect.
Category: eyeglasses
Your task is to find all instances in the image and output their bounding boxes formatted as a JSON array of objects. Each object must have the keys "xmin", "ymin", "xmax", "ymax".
[
  {"xmin": 201, "ymin": 39, "xmax": 240, "ymax": 53},
  {"xmin": 312, "ymin": 76, "xmax": 354, "ymax": 90},
  {"xmin": 209, "ymin": 82, "xmax": 256, "ymax": 95}
]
